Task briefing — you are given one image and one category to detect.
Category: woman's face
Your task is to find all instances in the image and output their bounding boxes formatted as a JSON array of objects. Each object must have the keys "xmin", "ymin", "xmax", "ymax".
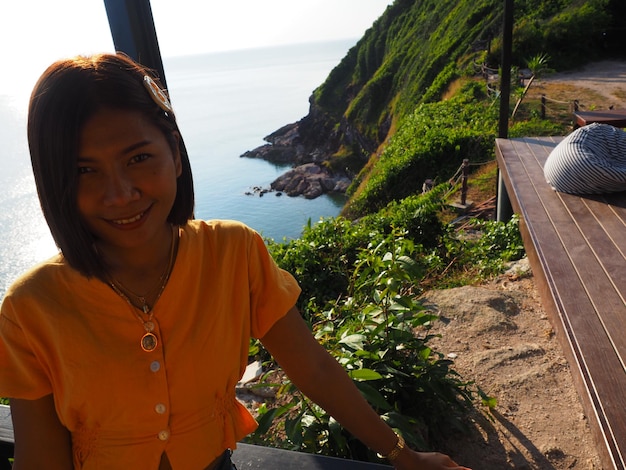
[{"xmin": 76, "ymin": 107, "xmax": 181, "ymax": 253}]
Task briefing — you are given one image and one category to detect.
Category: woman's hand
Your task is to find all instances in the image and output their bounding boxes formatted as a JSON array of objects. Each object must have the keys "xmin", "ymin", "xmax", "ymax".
[{"xmin": 392, "ymin": 447, "xmax": 471, "ymax": 470}]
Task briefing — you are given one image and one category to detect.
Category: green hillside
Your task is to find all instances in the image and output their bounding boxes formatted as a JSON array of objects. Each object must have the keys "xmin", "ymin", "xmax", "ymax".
[{"xmin": 295, "ymin": 0, "xmax": 623, "ymax": 216}]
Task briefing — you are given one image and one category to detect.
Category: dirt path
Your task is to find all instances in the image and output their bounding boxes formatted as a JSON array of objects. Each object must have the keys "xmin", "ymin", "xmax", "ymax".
[{"xmin": 530, "ymin": 59, "xmax": 626, "ymax": 110}]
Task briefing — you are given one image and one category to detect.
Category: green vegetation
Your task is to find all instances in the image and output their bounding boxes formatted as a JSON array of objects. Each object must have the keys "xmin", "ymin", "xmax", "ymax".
[
  {"xmin": 307, "ymin": 0, "xmax": 622, "ymax": 175},
  {"xmin": 344, "ymin": 82, "xmax": 497, "ymax": 218},
  {"xmin": 249, "ymin": 229, "xmax": 480, "ymax": 460},
  {"xmin": 250, "ymin": 183, "xmax": 526, "ymax": 458},
  {"xmin": 251, "ymin": 81, "xmax": 546, "ymax": 457}
]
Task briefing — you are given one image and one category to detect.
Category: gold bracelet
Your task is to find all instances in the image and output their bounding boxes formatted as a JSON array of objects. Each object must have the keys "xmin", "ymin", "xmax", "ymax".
[{"xmin": 377, "ymin": 433, "xmax": 405, "ymax": 461}]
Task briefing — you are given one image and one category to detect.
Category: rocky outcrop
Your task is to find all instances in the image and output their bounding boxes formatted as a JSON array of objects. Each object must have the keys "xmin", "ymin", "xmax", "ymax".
[
  {"xmin": 241, "ymin": 99, "xmax": 374, "ymax": 198},
  {"xmin": 240, "ymin": 123, "xmax": 302, "ymax": 164},
  {"xmin": 240, "ymin": 102, "xmax": 343, "ymax": 166},
  {"xmin": 271, "ymin": 163, "xmax": 351, "ymax": 199}
]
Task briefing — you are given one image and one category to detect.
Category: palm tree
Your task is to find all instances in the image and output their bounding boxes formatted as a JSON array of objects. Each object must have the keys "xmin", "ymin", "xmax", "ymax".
[{"xmin": 511, "ymin": 53, "xmax": 551, "ymax": 118}]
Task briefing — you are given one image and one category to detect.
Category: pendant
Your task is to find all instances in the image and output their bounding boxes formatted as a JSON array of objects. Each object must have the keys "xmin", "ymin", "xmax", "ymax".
[{"xmin": 141, "ymin": 332, "xmax": 158, "ymax": 352}]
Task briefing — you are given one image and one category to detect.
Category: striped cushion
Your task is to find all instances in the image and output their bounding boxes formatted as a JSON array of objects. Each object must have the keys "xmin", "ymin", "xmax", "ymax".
[{"xmin": 544, "ymin": 123, "xmax": 626, "ymax": 194}]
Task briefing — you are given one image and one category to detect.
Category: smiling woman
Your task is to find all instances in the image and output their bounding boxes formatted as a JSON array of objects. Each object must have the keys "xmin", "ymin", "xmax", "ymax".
[{"xmin": 0, "ymin": 51, "xmax": 470, "ymax": 470}]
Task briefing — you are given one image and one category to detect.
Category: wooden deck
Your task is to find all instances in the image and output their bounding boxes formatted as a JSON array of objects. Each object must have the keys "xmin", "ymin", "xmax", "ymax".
[
  {"xmin": 0, "ymin": 404, "xmax": 390, "ymax": 469},
  {"xmin": 574, "ymin": 109, "xmax": 626, "ymax": 129},
  {"xmin": 495, "ymin": 136, "xmax": 626, "ymax": 470}
]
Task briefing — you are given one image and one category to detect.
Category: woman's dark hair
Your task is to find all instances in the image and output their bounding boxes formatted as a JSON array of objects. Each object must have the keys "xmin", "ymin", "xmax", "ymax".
[{"xmin": 28, "ymin": 52, "xmax": 195, "ymax": 278}]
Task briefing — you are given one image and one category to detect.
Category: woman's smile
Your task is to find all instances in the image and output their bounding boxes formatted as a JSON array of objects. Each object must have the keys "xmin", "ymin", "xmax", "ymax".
[{"xmin": 107, "ymin": 205, "xmax": 152, "ymax": 228}]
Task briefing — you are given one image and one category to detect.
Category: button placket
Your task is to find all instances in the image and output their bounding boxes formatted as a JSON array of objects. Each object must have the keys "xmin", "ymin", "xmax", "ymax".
[{"xmin": 144, "ymin": 321, "xmax": 171, "ymax": 442}]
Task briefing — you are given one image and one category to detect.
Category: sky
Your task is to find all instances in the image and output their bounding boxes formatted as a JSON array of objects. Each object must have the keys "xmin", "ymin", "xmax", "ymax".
[{"xmin": 1, "ymin": 0, "xmax": 393, "ymax": 99}]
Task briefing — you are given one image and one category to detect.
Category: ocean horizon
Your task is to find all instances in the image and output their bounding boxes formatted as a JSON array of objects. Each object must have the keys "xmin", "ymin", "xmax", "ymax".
[{"xmin": 0, "ymin": 39, "xmax": 355, "ymax": 297}]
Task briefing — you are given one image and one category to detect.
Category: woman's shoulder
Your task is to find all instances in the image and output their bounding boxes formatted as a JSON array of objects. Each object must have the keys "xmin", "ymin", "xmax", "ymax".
[
  {"xmin": 183, "ymin": 219, "xmax": 259, "ymax": 240},
  {"xmin": 4, "ymin": 254, "xmax": 77, "ymax": 301}
]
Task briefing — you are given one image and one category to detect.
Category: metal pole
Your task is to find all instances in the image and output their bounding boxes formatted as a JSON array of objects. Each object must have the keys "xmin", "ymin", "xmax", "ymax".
[
  {"xmin": 496, "ymin": 0, "xmax": 514, "ymax": 222},
  {"xmin": 103, "ymin": 0, "xmax": 168, "ymax": 87},
  {"xmin": 498, "ymin": 0, "xmax": 514, "ymax": 139}
]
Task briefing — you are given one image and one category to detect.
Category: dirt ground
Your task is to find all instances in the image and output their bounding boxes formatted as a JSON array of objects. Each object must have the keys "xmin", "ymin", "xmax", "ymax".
[
  {"xmin": 424, "ymin": 262, "xmax": 602, "ymax": 470},
  {"xmin": 425, "ymin": 61, "xmax": 626, "ymax": 469}
]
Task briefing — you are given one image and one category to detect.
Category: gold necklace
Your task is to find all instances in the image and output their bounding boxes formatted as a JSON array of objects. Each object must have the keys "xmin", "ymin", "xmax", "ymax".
[{"xmin": 108, "ymin": 226, "xmax": 178, "ymax": 352}]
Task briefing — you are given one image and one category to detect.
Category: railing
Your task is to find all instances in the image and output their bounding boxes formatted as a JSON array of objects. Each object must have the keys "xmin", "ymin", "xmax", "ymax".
[{"xmin": 539, "ymin": 94, "xmax": 576, "ymax": 119}]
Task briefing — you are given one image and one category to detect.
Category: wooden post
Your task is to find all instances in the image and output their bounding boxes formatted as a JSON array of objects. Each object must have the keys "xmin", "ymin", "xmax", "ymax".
[
  {"xmin": 498, "ymin": 0, "xmax": 514, "ymax": 139},
  {"xmin": 541, "ymin": 95, "xmax": 546, "ymax": 119},
  {"xmin": 461, "ymin": 159, "xmax": 469, "ymax": 206}
]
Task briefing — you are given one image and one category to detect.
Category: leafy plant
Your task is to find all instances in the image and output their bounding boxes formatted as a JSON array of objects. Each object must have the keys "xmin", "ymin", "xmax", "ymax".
[
  {"xmin": 252, "ymin": 230, "xmax": 479, "ymax": 461},
  {"xmin": 444, "ymin": 215, "xmax": 525, "ymax": 282},
  {"xmin": 268, "ymin": 185, "xmax": 449, "ymax": 314}
]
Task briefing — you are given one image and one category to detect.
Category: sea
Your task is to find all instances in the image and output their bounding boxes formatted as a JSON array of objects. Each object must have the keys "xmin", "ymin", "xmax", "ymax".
[{"xmin": 0, "ymin": 39, "xmax": 355, "ymax": 298}]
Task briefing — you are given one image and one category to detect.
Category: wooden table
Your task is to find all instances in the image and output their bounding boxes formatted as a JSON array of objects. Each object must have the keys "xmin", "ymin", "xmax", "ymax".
[
  {"xmin": 574, "ymin": 109, "xmax": 626, "ymax": 128},
  {"xmin": 496, "ymin": 136, "xmax": 626, "ymax": 470}
]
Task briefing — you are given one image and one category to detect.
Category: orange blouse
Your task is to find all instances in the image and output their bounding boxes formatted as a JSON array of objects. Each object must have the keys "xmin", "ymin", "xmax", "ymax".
[{"xmin": 0, "ymin": 220, "xmax": 301, "ymax": 469}]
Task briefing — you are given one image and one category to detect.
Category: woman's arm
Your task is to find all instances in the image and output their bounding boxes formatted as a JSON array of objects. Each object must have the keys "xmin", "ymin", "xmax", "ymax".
[
  {"xmin": 10, "ymin": 394, "xmax": 73, "ymax": 469},
  {"xmin": 260, "ymin": 306, "xmax": 470, "ymax": 470}
]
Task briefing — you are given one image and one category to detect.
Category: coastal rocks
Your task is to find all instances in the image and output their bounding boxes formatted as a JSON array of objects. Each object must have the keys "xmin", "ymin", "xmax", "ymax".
[
  {"xmin": 270, "ymin": 163, "xmax": 351, "ymax": 199},
  {"xmin": 240, "ymin": 122, "xmax": 303, "ymax": 164},
  {"xmin": 241, "ymin": 119, "xmax": 351, "ymax": 198}
]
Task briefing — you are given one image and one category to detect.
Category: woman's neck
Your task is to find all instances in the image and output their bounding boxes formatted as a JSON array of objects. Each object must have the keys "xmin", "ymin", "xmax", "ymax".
[{"xmin": 98, "ymin": 225, "xmax": 178, "ymax": 294}]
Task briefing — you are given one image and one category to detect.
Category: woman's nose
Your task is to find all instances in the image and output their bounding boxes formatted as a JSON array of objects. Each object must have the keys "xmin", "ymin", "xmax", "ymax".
[{"xmin": 102, "ymin": 170, "xmax": 140, "ymax": 206}]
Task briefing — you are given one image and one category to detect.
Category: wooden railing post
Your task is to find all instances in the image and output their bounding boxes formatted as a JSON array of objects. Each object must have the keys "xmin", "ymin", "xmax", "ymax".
[{"xmin": 461, "ymin": 159, "xmax": 469, "ymax": 206}]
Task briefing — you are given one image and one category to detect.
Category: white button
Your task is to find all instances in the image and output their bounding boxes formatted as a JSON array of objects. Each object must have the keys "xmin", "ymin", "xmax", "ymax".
[
  {"xmin": 155, "ymin": 403, "xmax": 166, "ymax": 414},
  {"xmin": 150, "ymin": 361, "xmax": 161, "ymax": 372},
  {"xmin": 158, "ymin": 430, "xmax": 170, "ymax": 441}
]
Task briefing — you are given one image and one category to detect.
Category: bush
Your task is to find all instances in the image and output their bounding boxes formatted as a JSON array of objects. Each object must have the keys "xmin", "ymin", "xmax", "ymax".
[
  {"xmin": 268, "ymin": 185, "xmax": 450, "ymax": 314},
  {"xmin": 252, "ymin": 231, "xmax": 479, "ymax": 461},
  {"xmin": 344, "ymin": 86, "xmax": 498, "ymax": 219}
]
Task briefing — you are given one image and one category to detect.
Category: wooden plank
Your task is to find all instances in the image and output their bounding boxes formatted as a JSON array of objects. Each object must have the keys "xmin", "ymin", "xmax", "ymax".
[
  {"xmin": 233, "ymin": 443, "xmax": 392, "ymax": 469},
  {"xmin": 520, "ymin": 144, "xmax": 626, "ymax": 467},
  {"xmin": 574, "ymin": 110, "xmax": 626, "ymax": 128},
  {"xmin": 521, "ymin": 140, "xmax": 626, "ymax": 334}
]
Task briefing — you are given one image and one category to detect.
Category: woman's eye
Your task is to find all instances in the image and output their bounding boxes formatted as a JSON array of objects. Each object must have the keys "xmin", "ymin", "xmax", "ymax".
[
  {"xmin": 130, "ymin": 153, "xmax": 150, "ymax": 164},
  {"xmin": 78, "ymin": 166, "xmax": 93, "ymax": 175}
]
